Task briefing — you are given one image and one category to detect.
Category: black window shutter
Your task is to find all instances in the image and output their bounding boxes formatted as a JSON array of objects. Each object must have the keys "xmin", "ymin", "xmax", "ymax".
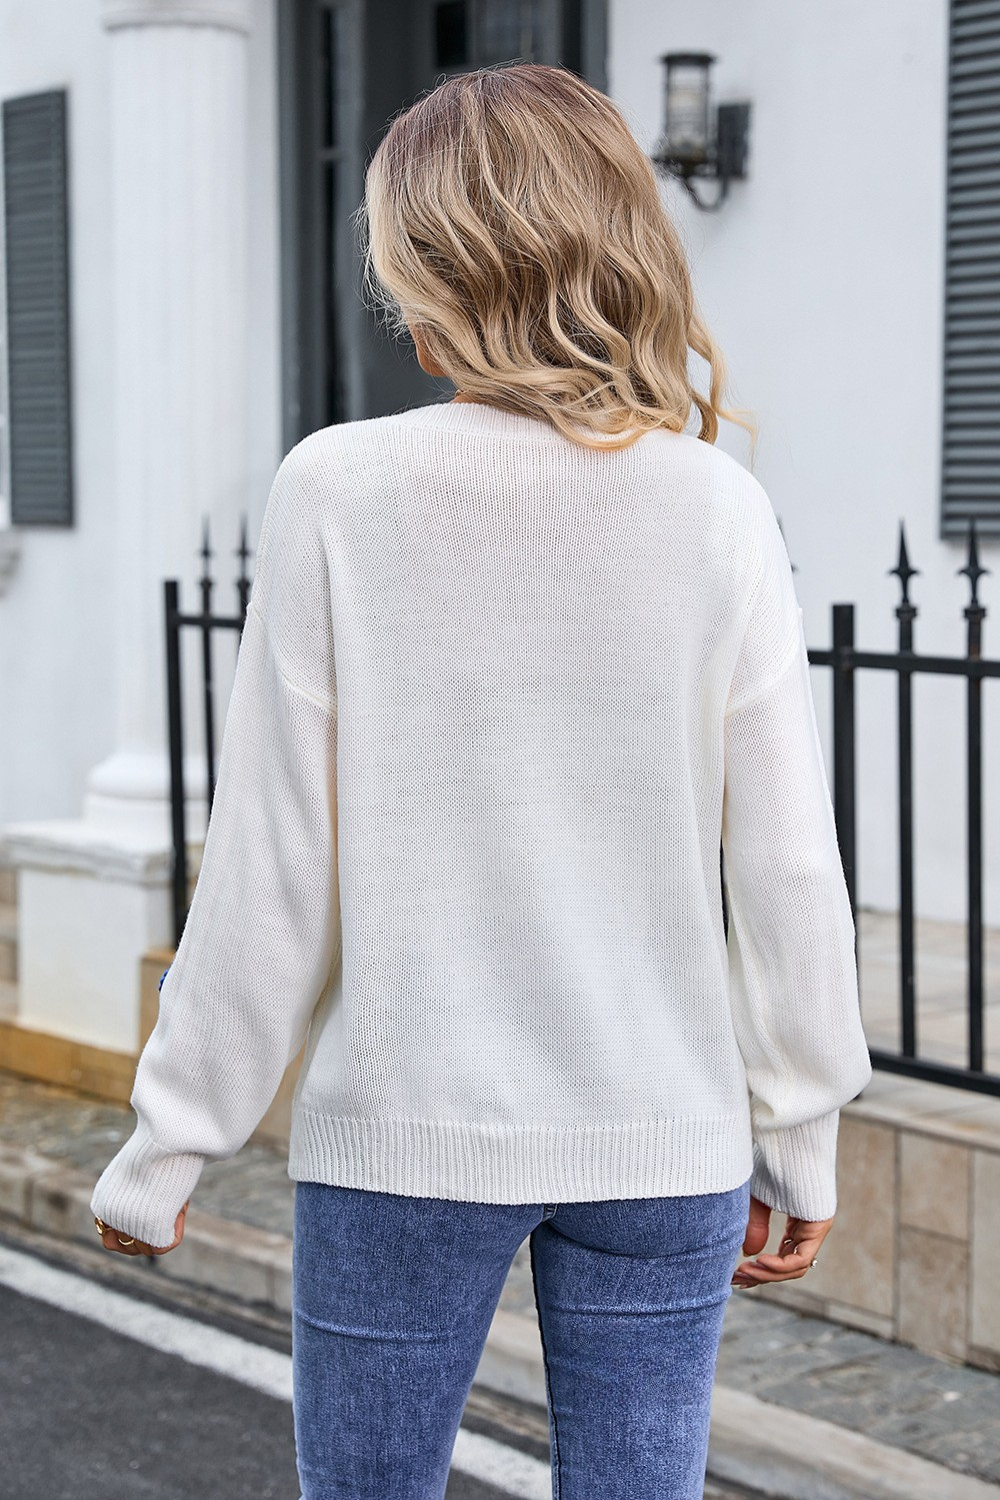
[
  {"xmin": 942, "ymin": 0, "xmax": 1000, "ymax": 537},
  {"xmin": 2, "ymin": 89, "xmax": 73, "ymax": 526}
]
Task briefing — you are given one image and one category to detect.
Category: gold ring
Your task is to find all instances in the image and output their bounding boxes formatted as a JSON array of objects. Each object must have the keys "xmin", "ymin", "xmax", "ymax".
[{"xmin": 95, "ymin": 1214, "xmax": 136, "ymax": 1247}]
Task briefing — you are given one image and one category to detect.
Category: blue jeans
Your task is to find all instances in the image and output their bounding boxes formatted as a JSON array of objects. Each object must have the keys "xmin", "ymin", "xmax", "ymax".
[{"xmin": 291, "ymin": 1175, "xmax": 751, "ymax": 1499}]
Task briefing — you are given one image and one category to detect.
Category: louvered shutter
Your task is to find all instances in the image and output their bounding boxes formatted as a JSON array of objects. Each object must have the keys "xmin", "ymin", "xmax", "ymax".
[
  {"xmin": 942, "ymin": 0, "xmax": 1000, "ymax": 536},
  {"xmin": 1, "ymin": 89, "xmax": 73, "ymax": 526}
]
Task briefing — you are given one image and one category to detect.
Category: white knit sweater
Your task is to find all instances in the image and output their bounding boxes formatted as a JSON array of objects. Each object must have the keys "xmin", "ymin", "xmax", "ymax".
[{"xmin": 91, "ymin": 400, "xmax": 872, "ymax": 1248}]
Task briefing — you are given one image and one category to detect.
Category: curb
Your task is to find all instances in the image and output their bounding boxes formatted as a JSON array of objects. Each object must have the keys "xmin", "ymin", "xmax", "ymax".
[
  {"xmin": 483, "ymin": 1309, "xmax": 1000, "ymax": 1500},
  {"xmin": 706, "ymin": 1386, "xmax": 1000, "ymax": 1500},
  {"xmin": 0, "ymin": 1142, "xmax": 293, "ymax": 1311},
  {"xmin": 1, "ymin": 1141, "xmax": 995, "ymax": 1500}
]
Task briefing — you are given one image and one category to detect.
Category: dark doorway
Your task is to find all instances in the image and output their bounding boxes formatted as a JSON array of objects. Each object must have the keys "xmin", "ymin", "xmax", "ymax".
[{"xmin": 278, "ymin": 0, "xmax": 607, "ymax": 448}]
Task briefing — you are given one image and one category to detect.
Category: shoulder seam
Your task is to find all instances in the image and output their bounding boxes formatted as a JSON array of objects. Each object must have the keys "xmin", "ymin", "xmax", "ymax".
[
  {"xmin": 247, "ymin": 599, "xmax": 337, "ymax": 717},
  {"xmin": 724, "ymin": 607, "xmax": 804, "ymax": 719}
]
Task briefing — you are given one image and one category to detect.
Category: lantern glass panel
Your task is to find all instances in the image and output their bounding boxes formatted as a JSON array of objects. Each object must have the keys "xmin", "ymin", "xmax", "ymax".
[{"xmin": 666, "ymin": 61, "xmax": 711, "ymax": 154}]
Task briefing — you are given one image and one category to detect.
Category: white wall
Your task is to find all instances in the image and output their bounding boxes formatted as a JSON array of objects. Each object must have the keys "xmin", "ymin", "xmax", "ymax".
[
  {"xmin": 0, "ymin": 0, "xmax": 116, "ymax": 825},
  {"xmin": 0, "ymin": 0, "xmax": 283, "ymax": 825},
  {"xmin": 610, "ymin": 0, "xmax": 1000, "ymax": 925},
  {"xmin": 2, "ymin": 0, "xmax": 996, "ymax": 928}
]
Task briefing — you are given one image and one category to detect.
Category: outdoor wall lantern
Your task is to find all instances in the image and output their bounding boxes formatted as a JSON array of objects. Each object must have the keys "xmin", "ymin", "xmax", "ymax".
[{"xmin": 651, "ymin": 52, "xmax": 751, "ymax": 211}]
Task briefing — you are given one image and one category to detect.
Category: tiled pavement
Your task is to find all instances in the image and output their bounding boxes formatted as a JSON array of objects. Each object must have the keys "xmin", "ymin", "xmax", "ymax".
[{"xmin": 2, "ymin": 1070, "xmax": 999, "ymax": 1497}]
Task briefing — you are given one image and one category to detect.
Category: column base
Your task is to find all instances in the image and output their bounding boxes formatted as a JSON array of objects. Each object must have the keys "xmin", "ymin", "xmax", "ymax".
[
  {"xmin": 83, "ymin": 745, "xmax": 209, "ymax": 845},
  {"xmin": 0, "ymin": 817, "xmax": 183, "ymax": 1054}
]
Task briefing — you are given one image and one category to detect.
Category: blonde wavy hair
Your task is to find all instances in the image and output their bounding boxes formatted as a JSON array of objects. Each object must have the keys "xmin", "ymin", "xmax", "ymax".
[{"xmin": 354, "ymin": 62, "xmax": 757, "ymax": 456}]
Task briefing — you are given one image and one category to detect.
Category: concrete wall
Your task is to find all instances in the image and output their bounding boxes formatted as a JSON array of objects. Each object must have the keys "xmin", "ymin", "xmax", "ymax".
[
  {"xmin": 0, "ymin": 0, "xmax": 116, "ymax": 826},
  {"xmin": 610, "ymin": 0, "xmax": 1000, "ymax": 925},
  {"xmin": 0, "ymin": 0, "xmax": 283, "ymax": 824},
  {"xmin": 2, "ymin": 0, "xmax": 998, "ymax": 929}
]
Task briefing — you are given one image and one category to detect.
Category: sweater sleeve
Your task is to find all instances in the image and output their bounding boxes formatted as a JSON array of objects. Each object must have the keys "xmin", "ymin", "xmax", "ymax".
[
  {"xmin": 90, "ymin": 447, "xmax": 340, "ymax": 1249},
  {"xmin": 721, "ymin": 493, "xmax": 872, "ymax": 1223}
]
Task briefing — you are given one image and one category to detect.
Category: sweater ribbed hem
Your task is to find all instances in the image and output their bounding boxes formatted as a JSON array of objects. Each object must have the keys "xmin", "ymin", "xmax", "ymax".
[
  {"xmin": 88, "ymin": 1107, "xmax": 842, "ymax": 1245},
  {"xmin": 89, "ymin": 1117, "xmax": 206, "ymax": 1250},
  {"xmin": 749, "ymin": 1110, "xmax": 841, "ymax": 1221},
  {"xmin": 287, "ymin": 1107, "xmax": 756, "ymax": 1205}
]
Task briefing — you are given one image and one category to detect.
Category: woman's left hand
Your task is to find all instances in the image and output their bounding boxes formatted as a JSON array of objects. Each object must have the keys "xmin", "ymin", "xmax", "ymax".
[
  {"xmin": 97, "ymin": 1199, "xmax": 190, "ymax": 1257},
  {"xmin": 732, "ymin": 1192, "xmax": 832, "ymax": 1287}
]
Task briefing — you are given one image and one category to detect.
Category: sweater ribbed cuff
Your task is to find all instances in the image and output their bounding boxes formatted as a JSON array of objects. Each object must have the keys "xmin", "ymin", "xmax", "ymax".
[
  {"xmin": 749, "ymin": 1109, "xmax": 840, "ymax": 1221},
  {"xmin": 89, "ymin": 1117, "xmax": 206, "ymax": 1250}
]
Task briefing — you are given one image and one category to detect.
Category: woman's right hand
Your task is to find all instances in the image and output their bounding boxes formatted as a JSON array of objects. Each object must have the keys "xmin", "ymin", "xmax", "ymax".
[
  {"xmin": 732, "ymin": 1192, "xmax": 833, "ymax": 1288},
  {"xmin": 97, "ymin": 1199, "xmax": 190, "ymax": 1258}
]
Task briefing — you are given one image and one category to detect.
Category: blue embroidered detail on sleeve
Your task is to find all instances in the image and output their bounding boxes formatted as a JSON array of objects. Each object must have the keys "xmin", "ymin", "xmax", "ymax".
[{"xmin": 158, "ymin": 967, "xmax": 171, "ymax": 993}]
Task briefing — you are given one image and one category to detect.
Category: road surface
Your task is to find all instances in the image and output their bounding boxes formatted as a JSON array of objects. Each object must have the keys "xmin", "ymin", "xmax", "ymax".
[{"xmin": 0, "ymin": 1219, "xmax": 766, "ymax": 1500}]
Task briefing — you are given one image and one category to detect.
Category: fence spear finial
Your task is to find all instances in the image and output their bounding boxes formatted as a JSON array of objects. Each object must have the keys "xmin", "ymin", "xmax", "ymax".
[
  {"xmin": 235, "ymin": 514, "xmax": 253, "ymax": 619},
  {"xmin": 199, "ymin": 516, "xmax": 213, "ymax": 582},
  {"xmin": 236, "ymin": 513, "xmax": 250, "ymax": 568},
  {"xmin": 958, "ymin": 519, "xmax": 990, "ymax": 609},
  {"xmin": 889, "ymin": 520, "xmax": 919, "ymax": 605}
]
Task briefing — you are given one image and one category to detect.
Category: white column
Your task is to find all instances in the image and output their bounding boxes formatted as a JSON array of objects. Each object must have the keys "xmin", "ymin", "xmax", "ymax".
[
  {"xmin": 2, "ymin": 0, "xmax": 254, "ymax": 1053},
  {"xmin": 88, "ymin": 0, "xmax": 253, "ymax": 836}
]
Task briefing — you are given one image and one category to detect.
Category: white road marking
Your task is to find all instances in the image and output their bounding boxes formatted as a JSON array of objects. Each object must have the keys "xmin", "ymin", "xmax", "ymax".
[
  {"xmin": 452, "ymin": 1429, "xmax": 551, "ymax": 1499},
  {"xmin": 0, "ymin": 1244, "xmax": 551, "ymax": 1498},
  {"xmin": 0, "ymin": 1243, "xmax": 293, "ymax": 1395}
]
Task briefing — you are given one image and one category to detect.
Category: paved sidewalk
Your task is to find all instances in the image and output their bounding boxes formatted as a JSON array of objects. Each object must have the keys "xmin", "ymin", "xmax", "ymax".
[{"xmin": 2, "ymin": 1070, "xmax": 999, "ymax": 1500}]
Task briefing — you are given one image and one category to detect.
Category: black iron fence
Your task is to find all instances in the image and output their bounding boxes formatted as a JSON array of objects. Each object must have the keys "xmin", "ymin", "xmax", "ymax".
[
  {"xmin": 164, "ymin": 514, "xmax": 998, "ymax": 1095},
  {"xmin": 164, "ymin": 516, "xmax": 255, "ymax": 950},
  {"xmin": 810, "ymin": 519, "xmax": 998, "ymax": 1097}
]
